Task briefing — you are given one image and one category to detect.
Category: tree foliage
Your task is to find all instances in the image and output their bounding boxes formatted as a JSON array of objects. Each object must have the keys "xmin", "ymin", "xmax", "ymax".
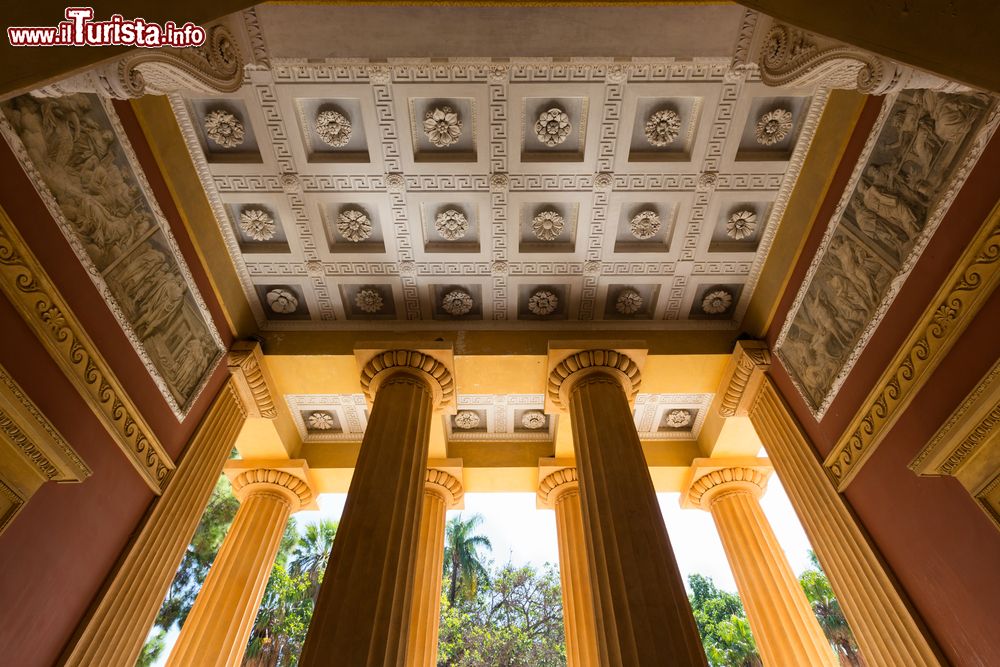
[
  {"xmin": 443, "ymin": 514, "xmax": 492, "ymax": 606},
  {"xmin": 687, "ymin": 574, "xmax": 762, "ymax": 667},
  {"xmin": 798, "ymin": 551, "xmax": 864, "ymax": 666}
]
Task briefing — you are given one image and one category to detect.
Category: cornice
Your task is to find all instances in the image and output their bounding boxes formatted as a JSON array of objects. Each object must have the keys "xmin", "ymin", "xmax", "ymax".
[
  {"xmin": 717, "ymin": 340, "xmax": 771, "ymax": 417},
  {"xmin": 825, "ymin": 202, "xmax": 1000, "ymax": 490},
  {"xmin": 0, "ymin": 206, "xmax": 173, "ymax": 493},
  {"xmin": 227, "ymin": 341, "xmax": 278, "ymax": 419}
]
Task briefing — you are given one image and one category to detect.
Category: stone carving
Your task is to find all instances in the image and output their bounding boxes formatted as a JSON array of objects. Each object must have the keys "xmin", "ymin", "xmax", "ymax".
[
  {"xmin": 645, "ymin": 109, "xmax": 682, "ymax": 146},
  {"xmin": 239, "ymin": 208, "xmax": 276, "ymax": 241},
  {"xmin": 280, "ymin": 173, "xmax": 300, "ymax": 193},
  {"xmin": 337, "ymin": 209, "xmax": 373, "ymax": 243},
  {"xmin": 384, "ymin": 173, "xmax": 406, "ymax": 193},
  {"xmin": 435, "ymin": 209, "xmax": 469, "ymax": 240},
  {"xmin": 755, "ymin": 108, "xmax": 793, "ymax": 146},
  {"xmin": 227, "ymin": 341, "xmax": 278, "ymax": 419},
  {"xmin": 665, "ymin": 409, "xmax": 693, "ymax": 428},
  {"xmin": 490, "ymin": 260, "xmax": 509, "ymax": 276},
  {"xmin": 629, "ymin": 210, "xmax": 661, "ymax": 240},
  {"xmin": 424, "ymin": 106, "xmax": 462, "ymax": 148},
  {"xmin": 367, "ymin": 65, "xmax": 391, "ymax": 85},
  {"xmin": 727, "ymin": 210, "xmax": 758, "ymax": 240},
  {"xmin": 546, "ymin": 349, "xmax": 643, "ymax": 408},
  {"xmin": 697, "ymin": 171, "xmax": 719, "ymax": 191},
  {"xmin": 593, "ymin": 172, "xmax": 614, "ymax": 191},
  {"xmin": 455, "ymin": 410, "xmax": 481, "ymax": 429},
  {"xmin": 777, "ymin": 89, "xmax": 994, "ymax": 415},
  {"xmin": 702, "ymin": 289, "xmax": 733, "ymax": 314},
  {"xmin": 305, "ymin": 260, "xmax": 323, "ymax": 277},
  {"xmin": 204, "ymin": 110, "xmax": 245, "ymax": 148},
  {"xmin": 528, "ymin": 290, "xmax": 559, "ymax": 316},
  {"xmin": 489, "ymin": 173, "xmax": 509, "ymax": 192},
  {"xmin": 0, "ymin": 93, "xmax": 222, "ymax": 416},
  {"xmin": 521, "ymin": 411, "xmax": 547, "ymax": 429},
  {"xmin": 315, "ymin": 110, "xmax": 352, "ymax": 147},
  {"xmin": 531, "ymin": 210, "xmax": 565, "ymax": 241},
  {"xmin": 359, "ymin": 350, "xmax": 454, "ymax": 407},
  {"xmin": 308, "ymin": 412, "xmax": 335, "ymax": 430},
  {"xmin": 583, "ymin": 260, "xmax": 602, "ymax": 276},
  {"xmin": 615, "ymin": 289, "xmax": 644, "ymax": 315},
  {"xmin": 266, "ymin": 288, "xmax": 298, "ymax": 313},
  {"xmin": 355, "ymin": 289, "xmax": 384, "ymax": 313},
  {"xmin": 534, "ymin": 107, "xmax": 571, "ymax": 147},
  {"xmin": 442, "ymin": 289, "xmax": 474, "ymax": 316}
]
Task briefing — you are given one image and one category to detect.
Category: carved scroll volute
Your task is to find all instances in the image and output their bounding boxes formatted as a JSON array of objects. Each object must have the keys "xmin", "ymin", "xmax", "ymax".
[
  {"xmin": 32, "ymin": 24, "xmax": 244, "ymax": 99},
  {"xmin": 718, "ymin": 341, "xmax": 771, "ymax": 418},
  {"xmin": 227, "ymin": 341, "xmax": 278, "ymax": 419}
]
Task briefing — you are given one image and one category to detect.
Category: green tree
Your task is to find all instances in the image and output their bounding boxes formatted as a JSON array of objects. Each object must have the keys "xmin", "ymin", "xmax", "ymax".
[
  {"xmin": 687, "ymin": 574, "xmax": 761, "ymax": 667},
  {"xmin": 438, "ymin": 562, "xmax": 566, "ymax": 667},
  {"xmin": 443, "ymin": 514, "xmax": 492, "ymax": 605},
  {"xmin": 799, "ymin": 551, "xmax": 864, "ymax": 666}
]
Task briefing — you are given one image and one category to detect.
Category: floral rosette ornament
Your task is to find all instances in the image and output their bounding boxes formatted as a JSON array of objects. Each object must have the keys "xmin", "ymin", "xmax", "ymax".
[
  {"xmin": 615, "ymin": 289, "xmax": 643, "ymax": 315},
  {"xmin": 435, "ymin": 209, "xmax": 469, "ymax": 240},
  {"xmin": 531, "ymin": 210, "xmax": 565, "ymax": 241},
  {"xmin": 755, "ymin": 108, "xmax": 793, "ymax": 145},
  {"xmin": 354, "ymin": 289, "xmax": 384, "ymax": 314},
  {"xmin": 454, "ymin": 410, "xmax": 481, "ymax": 429},
  {"xmin": 308, "ymin": 412, "xmax": 335, "ymax": 430},
  {"xmin": 204, "ymin": 109, "xmax": 245, "ymax": 148},
  {"xmin": 315, "ymin": 110, "xmax": 352, "ymax": 147},
  {"xmin": 629, "ymin": 210, "xmax": 661, "ymax": 240},
  {"xmin": 726, "ymin": 210, "xmax": 758, "ymax": 240},
  {"xmin": 442, "ymin": 290, "xmax": 474, "ymax": 316},
  {"xmin": 644, "ymin": 109, "xmax": 682, "ymax": 146},
  {"xmin": 337, "ymin": 209, "xmax": 373, "ymax": 242},
  {"xmin": 521, "ymin": 411, "xmax": 546, "ymax": 429},
  {"xmin": 702, "ymin": 289, "xmax": 733, "ymax": 315},
  {"xmin": 266, "ymin": 288, "xmax": 298, "ymax": 314},
  {"xmin": 424, "ymin": 106, "xmax": 462, "ymax": 147},
  {"xmin": 534, "ymin": 107, "xmax": 571, "ymax": 147},
  {"xmin": 239, "ymin": 208, "xmax": 276, "ymax": 241},
  {"xmin": 528, "ymin": 290, "xmax": 558, "ymax": 316},
  {"xmin": 665, "ymin": 409, "xmax": 693, "ymax": 428}
]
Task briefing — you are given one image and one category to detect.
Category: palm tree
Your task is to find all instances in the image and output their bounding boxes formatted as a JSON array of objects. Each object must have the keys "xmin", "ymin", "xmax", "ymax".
[
  {"xmin": 706, "ymin": 617, "xmax": 762, "ymax": 667},
  {"xmin": 443, "ymin": 513, "xmax": 492, "ymax": 606},
  {"xmin": 290, "ymin": 519, "xmax": 338, "ymax": 599},
  {"xmin": 799, "ymin": 551, "xmax": 864, "ymax": 666}
]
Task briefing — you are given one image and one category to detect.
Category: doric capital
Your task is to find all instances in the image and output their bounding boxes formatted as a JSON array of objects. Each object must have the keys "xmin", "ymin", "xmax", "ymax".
[
  {"xmin": 32, "ymin": 24, "xmax": 244, "ymax": 99},
  {"xmin": 227, "ymin": 341, "xmax": 277, "ymax": 419},
  {"xmin": 680, "ymin": 458, "xmax": 772, "ymax": 510},
  {"xmin": 537, "ymin": 467, "xmax": 580, "ymax": 508},
  {"xmin": 425, "ymin": 468, "xmax": 464, "ymax": 508},
  {"xmin": 545, "ymin": 346, "xmax": 645, "ymax": 411},
  {"xmin": 225, "ymin": 460, "xmax": 314, "ymax": 512},
  {"xmin": 356, "ymin": 345, "xmax": 455, "ymax": 411},
  {"xmin": 756, "ymin": 20, "xmax": 969, "ymax": 94},
  {"xmin": 718, "ymin": 340, "xmax": 771, "ymax": 418}
]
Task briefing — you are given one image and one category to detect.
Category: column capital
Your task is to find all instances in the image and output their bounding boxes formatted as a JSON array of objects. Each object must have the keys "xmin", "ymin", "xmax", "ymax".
[
  {"xmin": 545, "ymin": 342, "xmax": 647, "ymax": 412},
  {"xmin": 717, "ymin": 340, "xmax": 771, "ymax": 418},
  {"xmin": 680, "ymin": 458, "xmax": 772, "ymax": 510},
  {"xmin": 227, "ymin": 341, "xmax": 278, "ymax": 419},
  {"xmin": 225, "ymin": 460, "xmax": 315, "ymax": 512},
  {"xmin": 425, "ymin": 468, "xmax": 464, "ymax": 508},
  {"xmin": 537, "ymin": 467, "xmax": 580, "ymax": 508},
  {"xmin": 355, "ymin": 344, "xmax": 455, "ymax": 412},
  {"xmin": 32, "ymin": 24, "xmax": 244, "ymax": 99}
]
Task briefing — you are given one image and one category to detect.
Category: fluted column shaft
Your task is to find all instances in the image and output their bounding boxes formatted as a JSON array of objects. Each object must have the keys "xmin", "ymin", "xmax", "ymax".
[
  {"xmin": 299, "ymin": 371, "xmax": 434, "ymax": 666},
  {"xmin": 568, "ymin": 371, "xmax": 706, "ymax": 665},
  {"xmin": 540, "ymin": 469, "xmax": 599, "ymax": 667},
  {"xmin": 61, "ymin": 380, "xmax": 246, "ymax": 667},
  {"xmin": 166, "ymin": 468, "xmax": 311, "ymax": 666},
  {"xmin": 406, "ymin": 469, "xmax": 463, "ymax": 667},
  {"xmin": 691, "ymin": 468, "xmax": 836, "ymax": 667}
]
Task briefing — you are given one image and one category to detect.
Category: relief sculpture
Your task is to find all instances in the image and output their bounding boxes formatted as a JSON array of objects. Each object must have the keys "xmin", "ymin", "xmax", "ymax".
[
  {"xmin": 776, "ymin": 89, "xmax": 995, "ymax": 416},
  {"xmin": 1, "ymin": 93, "xmax": 223, "ymax": 417}
]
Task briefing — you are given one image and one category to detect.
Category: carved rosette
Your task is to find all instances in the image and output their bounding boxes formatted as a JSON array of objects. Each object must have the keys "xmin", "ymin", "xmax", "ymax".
[
  {"xmin": 239, "ymin": 208, "xmax": 275, "ymax": 241},
  {"xmin": 385, "ymin": 173, "xmax": 406, "ymax": 193},
  {"xmin": 528, "ymin": 290, "xmax": 558, "ymax": 316},
  {"xmin": 547, "ymin": 349, "xmax": 642, "ymax": 410},
  {"xmin": 615, "ymin": 289, "xmax": 643, "ymax": 315},
  {"xmin": 359, "ymin": 350, "xmax": 455, "ymax": 409},
  {"xmin": 727, "ymin": 210, "xmax": 758, "ymax": 240},
  {"xmin": 686, "ymin": 467, "xmax": 770, "ymax": 509},
  {"xmin": 644, "ymin": 109, "xmax": 682, "ymax": 146},
  {"xmin": 454, "ymin": 410, "xmax": 481, "ymax": 429},
  {"xmin": 629, "ymin": 210, "xmax": 661, "ymax": 240},
  {"xmin": 665, "ymin": 409, "xmax": 693, "ymax": 428},
  {"xmin": 755, "ymin": 108, "xmax": 793, "ymax": 146},
  {"xmin": 531, "ymin": 211, "xmax": 565, "ymax": 241},
  {"xmin": 307, "ymin": 412, "xmax": 335, "ymax": 430},
  {"xmin": 537, "ymin": 467, "xmax": 579, "ymax": 507},
  {"xmin": 702, "ymin": 289, "xmax": 733, "ymax": 315},
  {"xmin": 266, "ymin": 289, "xmax": 298, "ymax": 314},
  {"xmin": 230, "ymin": 468, "xmax": 313, "ymax": 511},
  {"xmin": 441, "ymin": 290, "xmax": 474, "ymax": 316},
  {"xmin": 355, "ymin": 289, "xmax": 384, "ymax": 314},
  {"xmin": 521, "ymin": 411, "xmax": 547, "ymax": 429},
  {"xmin": 204, "ymin": 110, "xmax": 245, "ymax": 148},
  {"xmin": 489, "ymin": 173, "xmax": 509, "ymax": 192},
  {"xmin": 435, "ymin": 210, "xmax": 469, "ymax": 240},
  {"xmin": 337, "ymin": 209, "xmax": 373, "ymax": 243},
  {"xmin": 424, "ymin": 106, "xmax": 463, "ymax": 147},
  {"xmin": 534, "ymin": 107, "xmax": 571, "ymax": 146},
  {"xmin": 315, "ymin": 110, "xmax": 352, "ymax": 147},
  {"xmin": 425, "ymin": 468, "xmax": 464, "ymax": 507}
]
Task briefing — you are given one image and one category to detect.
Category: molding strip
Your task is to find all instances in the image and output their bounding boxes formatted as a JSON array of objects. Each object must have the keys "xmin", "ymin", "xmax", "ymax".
[
  {"xmin": 825, "ymin": 201, "xmax": 1000, "ymax": 490},
  {"xmin": 0, "ymin": 205, "xmax": 173, "ymax": 493}
]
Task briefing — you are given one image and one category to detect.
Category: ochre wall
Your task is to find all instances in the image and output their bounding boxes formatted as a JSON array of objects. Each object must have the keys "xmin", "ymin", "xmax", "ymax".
[
  {"xmin": 0, "ymin": 98, "xmax": 233, "ymax": 664},
  {"xmin": 765, "ymin": 100, "xmax": 1000, "ymax": 664}
]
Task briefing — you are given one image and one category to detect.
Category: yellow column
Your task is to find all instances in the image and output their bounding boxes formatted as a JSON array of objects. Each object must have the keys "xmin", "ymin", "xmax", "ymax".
[
  {"xmin": 683, "ymin": 462, "xmax": 837, "ymax": 667},
  {"xmin": 547, "ymin": 349, "xmax": 707, "ymax": 666},
  {"xmin": 61, "ymin": 379, "xmax": 247, "ymax": 667},
  {"xmin": 406, "ymin": 468, "xmax": 464, "ymax": 667},
  {"xmin": 538, "ymin": 467, "xmax": 600, "ymax": 667},
  {"xmin": 299, "ymin": 349, "xmax": 454, "ymax": 666},
  {"xmin": 166, "ymin": 463, "xmax": 313, "ymax": 667}
]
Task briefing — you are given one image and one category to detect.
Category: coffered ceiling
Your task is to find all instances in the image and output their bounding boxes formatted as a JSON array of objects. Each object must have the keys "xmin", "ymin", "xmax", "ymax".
[{"xmin": 169, "ymin": 7, "xmax": 824, "ymax": 332}]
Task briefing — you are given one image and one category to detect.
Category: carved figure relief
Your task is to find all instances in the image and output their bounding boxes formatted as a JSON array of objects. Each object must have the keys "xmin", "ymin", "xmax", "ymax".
[
  {"xmin": 777, "ymin": 89, "xmax": 995, "ymax": 415},
  {"xmin": 1, "ymin": 93, "xmax": 222, "ymax": 416}
]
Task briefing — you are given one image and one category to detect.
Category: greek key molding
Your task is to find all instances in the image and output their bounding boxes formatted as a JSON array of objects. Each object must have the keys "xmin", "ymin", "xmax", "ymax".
[
  {"xmin": 718, "ymin": 340, "xmax": 771, "ymax": 417},
  {"xmin": 825, "ymin": 203, "xmax": 1000, "ymax": 489},
  {"xmin": 0, "ymin": 206, "xmax": 173, "ymax": 493},
  {"xmin": 227, "ymin": 341, "xmax": 278, "ymax": 419},
  {"xmin": 33, "ymin": 24, "xmax": 244, "ymax": 99}
]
